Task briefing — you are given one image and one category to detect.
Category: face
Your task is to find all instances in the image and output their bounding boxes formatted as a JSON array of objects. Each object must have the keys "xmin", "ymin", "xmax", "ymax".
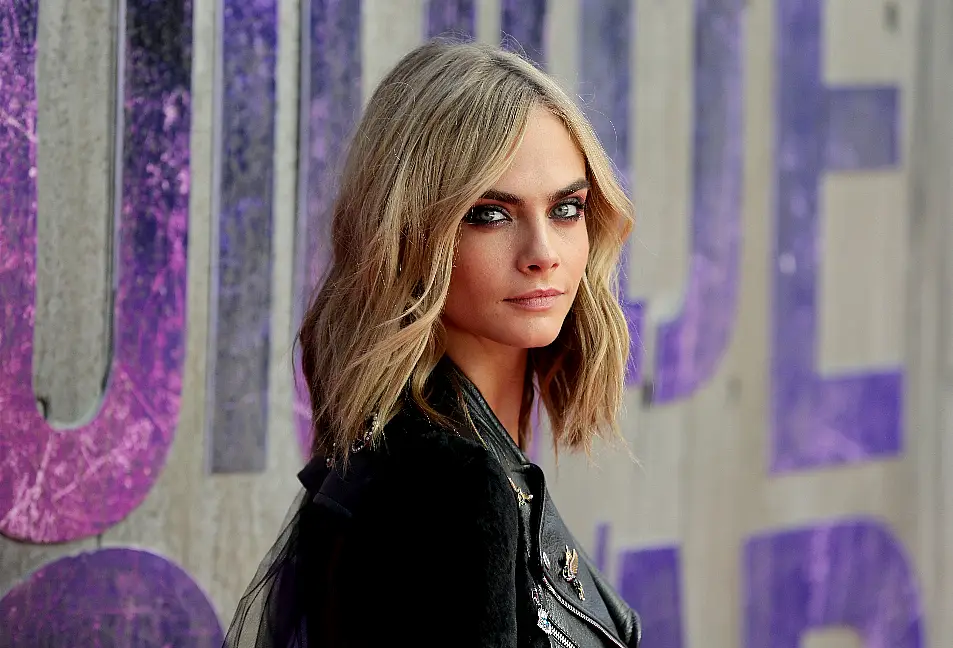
[{"xmin": 442, "ymin": 106, "xmax": 590, "ymax": 357}]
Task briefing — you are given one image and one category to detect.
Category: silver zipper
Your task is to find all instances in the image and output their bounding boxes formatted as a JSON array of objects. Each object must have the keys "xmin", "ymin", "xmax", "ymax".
[
  {"xmin": 519, "ymin": 466, "xmax": 629, "ymax": 647},
  {"xmin": 533, "ymin": 585, "xmax": 579, "ymax": 648},
  {"xmin": 549, "ymin": 626, "xmax": 578, "ymax": 648},
  {"xmin": 541, "ymin": 575, "xmax": 627, "ymax": 648}
]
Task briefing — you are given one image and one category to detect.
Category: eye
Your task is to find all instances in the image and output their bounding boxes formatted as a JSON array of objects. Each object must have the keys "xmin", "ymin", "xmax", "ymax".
[
  {"xmin": 464, "ymin": 205, "xmax": 511, "ymax": 226},
  {"xmin": 551, "ymin": 198, "xmax": 585, "ymax": 221}
]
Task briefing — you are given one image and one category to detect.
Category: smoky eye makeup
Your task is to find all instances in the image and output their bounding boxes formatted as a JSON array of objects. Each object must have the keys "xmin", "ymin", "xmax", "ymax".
[
  {"xmin": 551, "ymin": 196, "xmax": 586, "ymax": 221},
  {"xmin": 462, "ymin": 192, "xmax": 587, "ymax": 227},
  {"xmin": 463, "ymin": 204, "xmax": 511, "ymax": 226}
]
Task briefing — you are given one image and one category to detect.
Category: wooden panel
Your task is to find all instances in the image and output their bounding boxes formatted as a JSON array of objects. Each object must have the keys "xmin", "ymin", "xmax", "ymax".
[
  {"xmin": 542, "ymin": 0, "xmax": 577, "ymax": 92},
  {"xmin": 361, "ymin": 0, "xmax": 425, "ymax": 105},
  {"xmin": 475, "ymin": 0, "xmax": 500, "ymax": 45},
  {"xmin": 908, "ymin": 3, "xmax": 953, "ymax": 648},
  {"xmin": 31, "ymin": 0, "xmax": 114, "ymax": 426},
  {"xmin": 3, "ymin": 0, "xmax": 953, "ymax": 645},
  {"xmin": 818, "ymin": 172, "xmax": 906, "ymax": 372},
  {"xmin": 630, "ymin": 0, "xmax": 692, "ymax": 320},
  {"xmin": 817, "ymin": 0, "xmax": 913, "ymax": 373}
]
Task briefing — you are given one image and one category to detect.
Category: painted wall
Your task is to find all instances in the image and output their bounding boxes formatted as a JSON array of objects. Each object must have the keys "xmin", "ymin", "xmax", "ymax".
[{"xmin": 1, "ymin": 0, "xmax": 951, "ymax": 646}]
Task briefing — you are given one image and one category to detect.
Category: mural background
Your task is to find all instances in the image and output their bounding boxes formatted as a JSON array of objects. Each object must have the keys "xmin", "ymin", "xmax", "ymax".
[{"xmin": 2, "ymin": 0, "xmax": 952, "ymax": 646}]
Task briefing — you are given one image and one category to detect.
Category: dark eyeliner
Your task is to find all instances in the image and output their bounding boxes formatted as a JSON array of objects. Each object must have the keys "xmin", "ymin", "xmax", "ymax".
[
  {"xmin": 463, "ymin": 204, "xmax": 510, "ymax": 226},
  {"xmin": 552, "ymin": 197, "xmax": 586, "ymax": 221}
]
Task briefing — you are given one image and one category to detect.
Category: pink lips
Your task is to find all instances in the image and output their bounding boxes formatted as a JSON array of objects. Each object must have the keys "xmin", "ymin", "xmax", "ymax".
[{"xmin": 504, "ymin": 288, "xmax": 564, "ymax": 311}]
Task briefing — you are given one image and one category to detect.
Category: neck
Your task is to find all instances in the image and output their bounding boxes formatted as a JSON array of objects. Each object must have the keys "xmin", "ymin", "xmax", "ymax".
[{"xmin": 443, "ymin": 343, "xmax": 528, "ymax": 446}]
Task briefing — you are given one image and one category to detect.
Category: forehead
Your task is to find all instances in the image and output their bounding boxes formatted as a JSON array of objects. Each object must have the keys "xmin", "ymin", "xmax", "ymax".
[{"xmin": 490, "ymin": 107, "xmax": 587, "ymax": 196}]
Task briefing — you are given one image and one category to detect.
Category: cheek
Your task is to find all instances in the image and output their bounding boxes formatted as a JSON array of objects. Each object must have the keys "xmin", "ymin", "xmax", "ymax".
[
  {"xmin": 447, "ymin": 234, "xmax": 507, "ymax": 304},
  {"xmin": 565, "ymin": 223, "xmax": 590, "ymax": 280}
]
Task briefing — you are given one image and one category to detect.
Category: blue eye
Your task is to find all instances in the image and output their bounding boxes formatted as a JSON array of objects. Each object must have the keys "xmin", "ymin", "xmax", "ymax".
[
  {"xmin": 464, "ymin": 205, "xmax": 510, "ymax": 226},
  {"xmin": 552, "ymin": 199, "xmax": 585, "ymax": 220}
]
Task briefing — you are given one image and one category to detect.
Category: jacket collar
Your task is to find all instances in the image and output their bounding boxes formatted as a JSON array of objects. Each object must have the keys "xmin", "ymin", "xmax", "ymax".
[
  {"xmin": 431, "ymin": 360, "xmax": 629, "ymax": 644},
  {"xmin": 429, "ymin": 357, "xmax": 530, "ymax": 470}
]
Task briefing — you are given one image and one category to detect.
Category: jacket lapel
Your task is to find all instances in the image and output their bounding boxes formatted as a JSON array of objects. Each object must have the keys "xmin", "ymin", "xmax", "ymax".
[{"xmin": 445, "ymin": 360, "xmax": 621, "ymax": 636}]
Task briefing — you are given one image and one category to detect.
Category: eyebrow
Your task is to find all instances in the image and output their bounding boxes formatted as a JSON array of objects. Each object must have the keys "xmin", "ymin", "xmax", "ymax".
[{"xmin": 478, "ymin": 179, "xmax": 590, "ymax": 206}]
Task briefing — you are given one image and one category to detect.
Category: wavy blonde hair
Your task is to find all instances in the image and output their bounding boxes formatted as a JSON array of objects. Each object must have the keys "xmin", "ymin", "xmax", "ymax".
[{"xmin": 298, "ymin": 39, "xmax": 633, "ymax": 460}]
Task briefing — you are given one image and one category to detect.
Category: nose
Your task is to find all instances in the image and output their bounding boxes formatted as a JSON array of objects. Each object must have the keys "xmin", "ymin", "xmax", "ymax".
[{"xmin": 517, "ymin": 218, "xmax": 559, "ymax": 274}]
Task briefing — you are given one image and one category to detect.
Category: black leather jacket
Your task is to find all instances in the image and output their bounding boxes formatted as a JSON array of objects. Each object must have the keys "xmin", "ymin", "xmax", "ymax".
[
  {"xmin": 224, "ymin": 360, "xmax": 641, "ymax": 648},
  {"xmin": 462, "ymin": 379, "xmax": 642, "ymax": 648}
]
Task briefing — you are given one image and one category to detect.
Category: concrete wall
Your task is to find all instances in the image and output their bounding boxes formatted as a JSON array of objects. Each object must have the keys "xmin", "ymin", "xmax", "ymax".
[{"xmin": 1, "ymin": 0, "xmax": 951, "ymax": 646}]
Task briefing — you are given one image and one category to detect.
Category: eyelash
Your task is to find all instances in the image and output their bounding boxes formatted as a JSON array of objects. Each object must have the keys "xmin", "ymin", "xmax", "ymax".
[{"xmin": 463, "ymin": 197, "xmax": 587, "ymax": 227}]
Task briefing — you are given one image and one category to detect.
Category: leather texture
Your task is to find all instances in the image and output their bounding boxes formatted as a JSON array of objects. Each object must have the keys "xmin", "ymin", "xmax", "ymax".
[
  {"xmin": 451, "ymin": 363, "xmax": 642, "ymax": 648},
  {"xmin": 291, "ymin": 359, "xmax": 642, "ymax": 648}
]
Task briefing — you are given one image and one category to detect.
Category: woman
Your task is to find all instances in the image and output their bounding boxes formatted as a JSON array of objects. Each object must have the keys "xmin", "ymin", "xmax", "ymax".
[{"xmin": 225, "ymin": 39, "xmax": 641, "ymax": 647}]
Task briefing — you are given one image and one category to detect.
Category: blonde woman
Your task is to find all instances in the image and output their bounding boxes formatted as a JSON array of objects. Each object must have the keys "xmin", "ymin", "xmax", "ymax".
[{"xmin": 225, "ymin": 39, "xmax": 642, "ymax": 648}]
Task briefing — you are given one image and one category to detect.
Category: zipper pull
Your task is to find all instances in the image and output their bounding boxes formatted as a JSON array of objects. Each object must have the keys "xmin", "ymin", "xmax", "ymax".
[
  {"xmin": 537, "ymin": 608, "xmax": 553, "ymax": 635},
  {"xmin": 532, "ymin": 585, "xmax": 553, "ymax": 634}
]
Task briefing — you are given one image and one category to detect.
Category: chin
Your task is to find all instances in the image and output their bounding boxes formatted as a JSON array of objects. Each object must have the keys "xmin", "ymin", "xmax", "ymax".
[
  {"xmin": 497, "ymin": 322, "xmax": 565, "ymax": 350},
  {"xmin": 524, "ymin": 336, "xmax": 561, "ymax": 349}
]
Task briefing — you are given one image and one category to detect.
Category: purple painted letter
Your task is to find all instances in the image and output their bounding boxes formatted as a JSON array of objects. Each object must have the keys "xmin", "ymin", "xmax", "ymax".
[
  {"xmin": 771, "ymin": 0, "xmax": 902, "ymax": 471},
  {"xmin": 618, "ymin": 544, "xmax": 684, "ymax": 648},
  {"xmin": 651, "ymin": 0, "xmax": 744, "ymax": 401},
  {"xmin": 207, "ymin": 0, "xmax": 278, "ymax": 473},
  {"xmin": 744, "ymin": 520, "xmax": 923, "ymax": 648},
  {"xmin": 580, "ymin": 0, "xmax": 744, "ymax": 395},
  {"xmin": 426, "ymin": 0, "xmax": 475, "ymax": 38},
  {"xmin": 579, "ymin": 0, "xmax": 644, "ymax": 385},
  {"xmin": 0, "ymin": 0, "xmax": 191, "ymax": 542},
  {"xmin": 293, "ymin": 0, "xmax": 363, "ymax": 454},
  {"xmin": 501, "ymin": 0, "xmax": 546, "ymax": 67},
  {"xmin": 0, "ymin": 548, "xmax": 222, "ymax": 646}
]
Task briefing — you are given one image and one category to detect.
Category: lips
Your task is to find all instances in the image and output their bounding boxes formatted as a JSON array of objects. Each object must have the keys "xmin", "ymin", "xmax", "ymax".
[
  {"xmin": 503, "ymin": 288, "xmax": 565, "ymax": 311},
  {"xmin": 505, "ymin": 288, "xmax": 564, "ymax": 301}
]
